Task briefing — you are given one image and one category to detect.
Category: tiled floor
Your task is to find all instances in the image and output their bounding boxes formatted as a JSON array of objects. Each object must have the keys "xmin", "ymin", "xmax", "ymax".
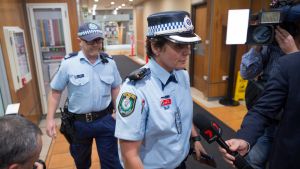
[{"xmin": 40, "ymin": 54, "xmax": 248, "ymax": 169}]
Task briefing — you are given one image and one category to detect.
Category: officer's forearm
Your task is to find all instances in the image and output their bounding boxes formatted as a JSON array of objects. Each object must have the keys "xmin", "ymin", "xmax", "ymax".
[
  {"xmin": 111, "ymin": 86, "xmax": 120, "ymax": 109},
  {"xmin": 191, "ymin": 123, "xmax": 200, "ymax": 137},
  {"xmin": 120, "ymin": 139, "xmax": 143, "ymax": 169},
  {"xmin": 47, "ymin": 89, "xmax": 62, "ymax": 119}
]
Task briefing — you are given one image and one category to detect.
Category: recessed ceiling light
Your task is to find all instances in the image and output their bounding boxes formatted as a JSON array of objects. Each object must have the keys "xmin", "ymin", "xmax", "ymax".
[
  {"xmin": 111, "ymin": 2, "xmax": 115, "ymax": 5},
  {"xmin": 129, "ymin": 0, "xmax": 133, "ymax": 1},
  {"xmin": 118, "ymin": 6, "xmax": 121, "ymax": 8},
  {"xmin": 122, "ymin": 4, "xmax": 125, "ymax": 6},
  {"xmin": 94, "ymin": 0, "xmax": 99, "ymax": 2}
]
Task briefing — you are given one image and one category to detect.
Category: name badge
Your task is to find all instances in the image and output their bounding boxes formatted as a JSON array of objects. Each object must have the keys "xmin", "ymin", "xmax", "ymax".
[{"xmin": 75, "ymin": 74, "xmax": 84, "ymax": 79}]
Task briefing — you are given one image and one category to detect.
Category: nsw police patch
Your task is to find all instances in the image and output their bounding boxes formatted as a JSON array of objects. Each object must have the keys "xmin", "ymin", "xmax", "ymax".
[{"xmin": 118, "ymin": 92, "xmax": 137, "ymax": 117}]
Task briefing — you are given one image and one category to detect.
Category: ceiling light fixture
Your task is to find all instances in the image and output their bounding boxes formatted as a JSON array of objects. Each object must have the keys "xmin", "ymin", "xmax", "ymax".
[
  {"xmin": 93, "ymin": 4, "xmax": 97, "ymax": 10},
  {"xmin": 129, "ymin": 0, "xmax": 133, "ymax": 2},
  {"xmin": 122, "ymin": 3, "xmax": 125, "ymax": 6},
  {"xmin": 94, "ymin": 0, "xmax": 99, "ymax": 2},
  {"xmin": 111, "ymin": 2, "xmax": 115, "ymax": 5}
]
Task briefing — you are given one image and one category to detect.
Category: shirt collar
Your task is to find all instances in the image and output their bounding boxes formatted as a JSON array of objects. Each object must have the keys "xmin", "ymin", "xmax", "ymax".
[
  {"xmin": 78, "ymin": 51, "xmax": 101, "ymax": 65},
  {"xmin": 149, "ymin": 59, "xmax": 175, "ymax": 85}
]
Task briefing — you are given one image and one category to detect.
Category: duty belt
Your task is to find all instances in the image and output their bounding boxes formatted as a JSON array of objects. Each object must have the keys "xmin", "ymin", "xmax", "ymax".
[{"xmin": 71, "ymin": 106, "xmax": 112, "ymax": 122}]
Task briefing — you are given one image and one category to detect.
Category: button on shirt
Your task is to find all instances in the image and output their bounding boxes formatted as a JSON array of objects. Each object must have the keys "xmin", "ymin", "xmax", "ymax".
[
  {"xmin": 115, "ymin": 59, "xmax": 193, "ymax": 169},
  {"xmin": 50, "ymin": 51, "xmax": 122, "ymax": 114}
]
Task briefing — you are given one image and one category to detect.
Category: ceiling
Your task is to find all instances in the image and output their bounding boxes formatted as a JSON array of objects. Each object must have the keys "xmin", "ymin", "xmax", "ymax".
[{"xmin": 79, "ymin": 0, "xmax": 146, "ymax": 11}]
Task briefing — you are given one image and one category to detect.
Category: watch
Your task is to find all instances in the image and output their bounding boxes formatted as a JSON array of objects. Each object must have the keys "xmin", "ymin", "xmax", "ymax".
[{"xmin": 192, "ymin": 136, "xmax": 201, "ymax": 142}]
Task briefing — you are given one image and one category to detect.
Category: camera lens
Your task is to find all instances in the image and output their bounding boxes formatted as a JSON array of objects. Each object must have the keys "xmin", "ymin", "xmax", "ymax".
[{"xmin": 252, "ymin": 25, "xmax": 273, "ymax": 44}]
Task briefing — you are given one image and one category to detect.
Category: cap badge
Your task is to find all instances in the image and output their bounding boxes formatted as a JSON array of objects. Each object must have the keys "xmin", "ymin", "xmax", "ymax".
[
  {"xmin": 183, "ymin": 15, "xmax": 194, "ymax": 31},
  {"xmin": 88, "ymin": 23, "xmax": 98, "ymax": 30}
]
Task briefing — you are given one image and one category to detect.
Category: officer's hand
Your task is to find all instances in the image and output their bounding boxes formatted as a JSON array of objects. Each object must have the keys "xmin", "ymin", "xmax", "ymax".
[
  {"xmin": 111, "ymin": 109, "xmax": 116, "ymax": 120},
  {"xmin": 194, "ymin": 141, "xmax": 207, "ymax": 160},
  {"xmin": 275, "ymin": 26, "xmax": 299, "ymax": 54},
  {"xmin": 218, "ymin": 139, "xmax": 249, "ymax": 166},
  {"xmin": 46, "ymin": 117, "xmax": 57, "ymax": 138}
]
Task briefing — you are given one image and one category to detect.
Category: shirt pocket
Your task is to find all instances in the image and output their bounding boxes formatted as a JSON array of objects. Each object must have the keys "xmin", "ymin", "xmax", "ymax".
[
  {"xmin": 69, "ymin": 74, "xmax": 90, "ymax": 96},
  {"xmin": 69, "ymin": 74, "xmax": 89, "ymax": 86},
  {"xmin": 99, "ymin": 75, "xmax": 114, "ymax": 96}
]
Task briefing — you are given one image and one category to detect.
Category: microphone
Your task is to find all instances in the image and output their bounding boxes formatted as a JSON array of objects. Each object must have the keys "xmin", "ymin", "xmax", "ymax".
[{"xmin": 193, "ymin": 112, "xmax": 254, "ymax": 169}]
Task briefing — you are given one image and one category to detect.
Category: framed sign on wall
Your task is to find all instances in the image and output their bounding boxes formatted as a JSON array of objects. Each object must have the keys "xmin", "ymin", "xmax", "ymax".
[{"xmin": 3, "ymin": 26, "xmax": 32, "ymax": 91}]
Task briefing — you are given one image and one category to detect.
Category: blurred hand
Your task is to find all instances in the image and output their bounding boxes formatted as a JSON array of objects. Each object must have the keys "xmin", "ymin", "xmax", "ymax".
[
  {"xmin": 34, "ymin": 161, "xmax": 44, "ymax": 169},
  {"xmin": 46, "ymin": 117, "xmax": 57, "ymax": 138},
  {"xmin": 194, "ymin": 141, "xmax": 207, "ymax": 160},
  {"xmin": 218, "ymin": 139, "xmax": 249, "ymax": 166},
  {"xmin": 275, "ymin": 26, "xmax": 299, "ymax": 54},
  {"xmin": 111, "ymin": 111, "xmax": 116, "ymax": 120}
]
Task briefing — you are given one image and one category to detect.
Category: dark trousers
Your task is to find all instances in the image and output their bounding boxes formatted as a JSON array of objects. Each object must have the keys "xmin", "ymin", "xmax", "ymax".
[
  {"xmin": 175, "ymin": 161, "xmax": 186, "ymax": 169},
  {"xmin": 70, "ymin": 114, "xmax": 122, "ymax": 169}
]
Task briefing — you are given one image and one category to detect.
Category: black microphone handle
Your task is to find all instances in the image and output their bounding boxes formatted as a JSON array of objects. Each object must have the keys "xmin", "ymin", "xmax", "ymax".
[{"xmin": 216, "ymin": 139, "xmax": 254, "ymax": 169}]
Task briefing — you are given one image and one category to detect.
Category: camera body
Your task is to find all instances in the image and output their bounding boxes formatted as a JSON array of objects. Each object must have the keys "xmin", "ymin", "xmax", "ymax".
[{"xmin": 247, "ymin": 3, "xmax": 300, "ymax": 45}]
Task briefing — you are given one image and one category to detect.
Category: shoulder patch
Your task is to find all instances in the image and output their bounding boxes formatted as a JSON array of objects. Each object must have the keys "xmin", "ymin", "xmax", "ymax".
[
  {"xmin": 64, "ymin": 52, "xmax": 78, "ymax": 60},
  {"xmin": 127, "ymin": 68, "xmax": 151, "ymax": 82},
  {"xmin": 118, "ymin": 92, "xmax": 137, "ymax": 117}
]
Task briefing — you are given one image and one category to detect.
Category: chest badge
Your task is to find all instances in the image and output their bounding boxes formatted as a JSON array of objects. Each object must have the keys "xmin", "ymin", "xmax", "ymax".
[
  {"xmin": 161, "ymin": 95, "xmax": 172, "ymax": 110},
  {"xmin": 118, "ymin": 92, "xmax": 137, "ymax": 117}
]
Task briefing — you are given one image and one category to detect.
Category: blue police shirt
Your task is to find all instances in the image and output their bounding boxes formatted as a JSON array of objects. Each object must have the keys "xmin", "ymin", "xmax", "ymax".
[
  {"xmin": 50, "ymin": 51, "xmax": 122, "ymax": 114},
  {"xmin": 115, "ymin": 59, "xmax": 193, "ymax": 169}
]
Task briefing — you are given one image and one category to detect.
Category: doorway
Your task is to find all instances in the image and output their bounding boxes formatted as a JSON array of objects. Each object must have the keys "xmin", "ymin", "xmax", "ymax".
[{"xmin": 191, "ymin": 3, "xmax": 210, "ymax": 95}]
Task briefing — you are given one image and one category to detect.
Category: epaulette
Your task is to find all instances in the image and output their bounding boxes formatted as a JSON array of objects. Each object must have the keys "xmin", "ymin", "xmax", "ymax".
[
  {"xmin": 127, "ymin": 68, "xmax": 151, "ymax": 83},
  {"xmin": 100, "ymin": 52, "xmax": 113, "ymax": 64},
  {"xmin": 64, "ymin": 52, "xmax": 78, "ymax": 60}
]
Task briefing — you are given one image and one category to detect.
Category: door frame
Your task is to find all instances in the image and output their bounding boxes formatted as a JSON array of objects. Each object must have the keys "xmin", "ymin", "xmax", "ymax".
[
  {"xmin": 0, "ymin": 44, "xmax": 12, "ymax": 115},
  {"xmin": 26, "ymin": 3, "xmax": 72, "ymax": 114}
]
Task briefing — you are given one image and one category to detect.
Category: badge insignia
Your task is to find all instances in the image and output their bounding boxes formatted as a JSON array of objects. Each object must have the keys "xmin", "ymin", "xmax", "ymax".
[
  {"xmin": 161, "ymin": 95, "xmax": 171, "ymax": 110},
  {"xmin": 183, "ymin": 15, "xmax": 194, "ymax": 31},
  {"xmin": 88, "ymin": 23, "xmax": 98, "ymax": 30},
  {"xmin": 118, "ymin": 92, "xmax": 137, "ymax": 117}
]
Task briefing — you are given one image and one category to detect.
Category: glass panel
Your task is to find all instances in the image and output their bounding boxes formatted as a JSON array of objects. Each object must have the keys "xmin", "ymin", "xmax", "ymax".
[
  {"xmin": 80, "ymin": 9, "xmax": 134, "ymax": 47},
  {"xmin": 33, "ymin": 8, "xmax": 68, "ymax": 108}
]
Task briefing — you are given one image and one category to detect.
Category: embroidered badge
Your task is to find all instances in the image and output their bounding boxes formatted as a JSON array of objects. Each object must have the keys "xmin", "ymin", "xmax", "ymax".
[
  {"xmin": 88, "ymin": 23, "xmax": 98, "ymax": 30},
  {"xmin": 183, "ymin": 15, "xmax": 194, "ymax": 31},
  {"xmin": 118, "ymin": 92, "xmax": 137, "ymax": 117}
]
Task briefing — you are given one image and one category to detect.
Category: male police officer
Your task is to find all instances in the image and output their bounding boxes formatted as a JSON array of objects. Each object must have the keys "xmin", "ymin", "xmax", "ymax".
[{"xmin": 46, "ymin": 22, "xmax": 123, "ymax": 169}]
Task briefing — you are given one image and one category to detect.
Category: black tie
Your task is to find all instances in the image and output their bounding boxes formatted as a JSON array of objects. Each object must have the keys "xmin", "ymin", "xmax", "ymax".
[{"xmin": 162, "ymin": 74, "xmax": 178, "ymax": 90}]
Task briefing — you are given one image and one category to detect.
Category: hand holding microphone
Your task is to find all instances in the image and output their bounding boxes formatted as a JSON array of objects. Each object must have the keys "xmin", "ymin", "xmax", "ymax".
[{"xmin": 193, "ymin": 112, "xmax": 254, "ymax": 169}]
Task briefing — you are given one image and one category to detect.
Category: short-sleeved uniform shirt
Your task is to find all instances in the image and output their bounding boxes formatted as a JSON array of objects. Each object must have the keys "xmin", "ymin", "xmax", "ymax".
[
  {"xmin": 50, "ymin": 51, "xmax": 122, "ymax": 114},
  {"xmin": 115, "ymin": 59, "xmax": 193, "ymax": 169}
]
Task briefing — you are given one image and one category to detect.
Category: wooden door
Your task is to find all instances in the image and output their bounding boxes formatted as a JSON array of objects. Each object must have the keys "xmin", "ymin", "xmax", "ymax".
[
  {"xmin": 191, "ymin": 4, "xmax": 209, "ymax": 94},
  {"xmin": 136, "ymin": 6, "xmax": 144, "ymax": 60}
]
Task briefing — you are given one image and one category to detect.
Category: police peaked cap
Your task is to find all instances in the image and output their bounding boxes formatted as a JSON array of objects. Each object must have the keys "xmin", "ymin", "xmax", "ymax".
[
  {"xmin": 78, "ymin": 22, "xmax": 104, "ymax": 41},
  {"xmin": 147, "ymin": 11, "xmax": 201, "ymax": 44}
]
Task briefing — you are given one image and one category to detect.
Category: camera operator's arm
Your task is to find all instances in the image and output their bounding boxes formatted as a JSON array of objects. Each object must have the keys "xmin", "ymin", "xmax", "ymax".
[
  {"xmin": 240, "ymin": 46, "xmax": 265, "ymax": 80},
  {"xmin": 275, "ymin": 26, "xmax": 299, "ymax": 54}
]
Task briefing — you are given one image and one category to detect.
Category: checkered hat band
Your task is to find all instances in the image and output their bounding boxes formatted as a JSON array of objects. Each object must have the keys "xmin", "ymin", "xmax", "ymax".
[
  {"xmin": 147, "ymin": 21, "xmax": 192, "ymax": 36},
  {"xmin": 78, "ymin": 30, "xmax": 103, "ymax": 36}
]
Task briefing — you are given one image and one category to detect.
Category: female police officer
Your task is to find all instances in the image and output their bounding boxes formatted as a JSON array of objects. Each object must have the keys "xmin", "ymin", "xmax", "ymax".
[{"xmin": 115, "ymin": 11, "xmax": 206, "ymax": 169}]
